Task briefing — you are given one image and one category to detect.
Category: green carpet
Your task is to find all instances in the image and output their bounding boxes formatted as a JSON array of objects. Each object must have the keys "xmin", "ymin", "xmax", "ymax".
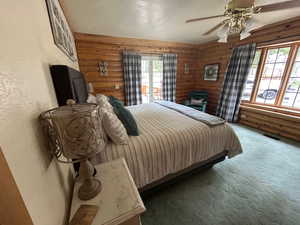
[{"xmin": 141, "ymin": 124, "xmax": 300, "ymax": 225}]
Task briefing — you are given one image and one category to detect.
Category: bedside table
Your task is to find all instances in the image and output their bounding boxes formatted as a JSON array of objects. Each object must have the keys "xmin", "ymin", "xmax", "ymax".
[{"xmin": 70, "ymin": 158, "xmax": 146, "ymax": 225}]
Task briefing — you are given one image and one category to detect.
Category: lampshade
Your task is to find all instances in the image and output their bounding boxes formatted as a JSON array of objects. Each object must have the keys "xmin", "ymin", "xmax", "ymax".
[
  {"xmin": 40, "ymin": 103, "xmax": 106, "ymax": 162},
  {"xmin": 40, "ymin": 102, "xmax": 106, "ymax": 200}
]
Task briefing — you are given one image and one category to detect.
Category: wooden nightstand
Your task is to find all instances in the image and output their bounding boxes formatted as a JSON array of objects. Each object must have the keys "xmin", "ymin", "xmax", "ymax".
[{"xmin": 70, "ymin": 158, "xmax": 146, "ymax": 225}]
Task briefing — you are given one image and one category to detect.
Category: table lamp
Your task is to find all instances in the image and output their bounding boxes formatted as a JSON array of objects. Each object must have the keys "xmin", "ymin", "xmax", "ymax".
[{"xmin": 40, "ymin": 100, "xmax": 106, "ymax": 200}]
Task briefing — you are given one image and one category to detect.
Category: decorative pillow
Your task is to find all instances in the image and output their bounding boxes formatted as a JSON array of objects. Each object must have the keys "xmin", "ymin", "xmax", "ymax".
[
  {"xmin": 86, "ymin": 94, "xmax": 97, "ymax": 104},
  {"xmin": 109, "ymin": 97, "xmax": 139, "ymax": 136},
  {"xmin": 109, "ymin": 96, "xmax": 124, "ymax": 106},
  {"xmin": 95, "ymin": 94, "xmax": 114, "ymax": 113},
  {"xmin": 190, "ymin": 98, "xmax": 204, "ymax": 106},
  {"xmin": 101, "ymin": 109, "xmax": 128, "ymax": 145}
]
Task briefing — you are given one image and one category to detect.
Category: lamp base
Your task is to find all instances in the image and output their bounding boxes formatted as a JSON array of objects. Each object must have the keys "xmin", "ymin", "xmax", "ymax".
[
  {"xmin": 78, "ymin": 178, "xmax": 102, "ymax": 200},
  {"xmin": 78, "ymin": 159, "xmax": 102, "ymax": 201}
]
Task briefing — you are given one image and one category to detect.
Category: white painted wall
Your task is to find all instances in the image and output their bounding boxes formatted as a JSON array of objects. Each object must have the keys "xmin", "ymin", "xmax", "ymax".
[{"xmin": 0, "ymin": 1, "xmax": 78, "ymax": 225}]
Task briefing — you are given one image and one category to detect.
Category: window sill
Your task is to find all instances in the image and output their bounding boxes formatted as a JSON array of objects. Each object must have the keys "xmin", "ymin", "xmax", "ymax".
[{"xmin": 240, "ymin": 102, "xmax": 300, "ymax": 121}]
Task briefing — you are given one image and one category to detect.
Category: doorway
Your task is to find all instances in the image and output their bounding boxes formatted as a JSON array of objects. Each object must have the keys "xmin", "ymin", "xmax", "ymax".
[{"xmin": 141, "ymin": 55, "xmax": 163, "ymax": 103}]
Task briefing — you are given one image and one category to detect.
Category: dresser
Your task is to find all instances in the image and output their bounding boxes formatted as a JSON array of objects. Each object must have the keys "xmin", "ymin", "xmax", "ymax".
[{"xmin": 70, "ymin": 159, "xmax": 146, "ymax": 225}]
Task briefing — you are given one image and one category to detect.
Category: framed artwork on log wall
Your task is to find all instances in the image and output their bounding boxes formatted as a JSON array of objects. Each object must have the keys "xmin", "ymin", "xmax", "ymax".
[
  {"xmin": 204, "ymin": 64, "xmax": 219, "ymax": 81},
  {"xmin": 46, "ymin": 0, "xmax": 77, "ymax": 61}
]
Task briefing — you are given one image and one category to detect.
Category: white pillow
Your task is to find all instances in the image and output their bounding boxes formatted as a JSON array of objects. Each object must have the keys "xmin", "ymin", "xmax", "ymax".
[
  {"xmin": 86, "ymin": 94, "xmax": 97, "ymax": 104},
  {"xmin": 102, "ymin": 109, "xmax": 128, "ymax": 145},
  {"xmin": 95, "ymin": 94, "xmax": 114, "ymax": 113},
  {"xmin": 190, "ymin": 98, "xmax": 204, "ymax": 106}
]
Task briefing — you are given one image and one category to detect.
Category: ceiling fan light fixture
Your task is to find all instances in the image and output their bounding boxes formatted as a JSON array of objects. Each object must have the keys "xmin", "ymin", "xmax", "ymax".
[
  {"xmin": 218, "ymin": 35, "xmax": 228, "ymax": 43},
  {"xmin": 217, "ymin": 23, "xmax": 229, "ymax": 43},
  {"xmin": 244, "ymin": 17, "xmax": 256, "ymax": 31},
  {"xmin": 240, "ymin": 30, "xmax": 251, "ymax": 40},
  {"xmin": 186, "ymin": 0, "xmax": 300, "ymax": 43},
  {"xmin": 239, "ymin": 17, "xmax": 256, "ymax": 40}
]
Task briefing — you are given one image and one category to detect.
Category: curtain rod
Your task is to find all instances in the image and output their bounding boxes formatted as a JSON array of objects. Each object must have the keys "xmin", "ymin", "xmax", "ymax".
[
  {"xmin": 123, "ymin": 48, "xmax": 170, "ymax": 55},
  {"xmin": 141, "ymin": 53, "xmax": 163, "ymax": 56}
]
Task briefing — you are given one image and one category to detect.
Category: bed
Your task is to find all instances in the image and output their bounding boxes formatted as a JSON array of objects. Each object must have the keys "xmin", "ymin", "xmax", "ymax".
[
  {"xmin": 93, "ymin": 102, "xmax": 242, "ymax": 189},
  {"xmin": 49, "ymin": 65, "xmax": 242, "ymax": 190}
]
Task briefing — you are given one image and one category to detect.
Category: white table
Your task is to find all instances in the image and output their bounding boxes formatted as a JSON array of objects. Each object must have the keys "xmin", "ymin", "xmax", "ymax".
[{"xmin": 70, "ymin": 159, "xmax": 146, "ymax": 225}]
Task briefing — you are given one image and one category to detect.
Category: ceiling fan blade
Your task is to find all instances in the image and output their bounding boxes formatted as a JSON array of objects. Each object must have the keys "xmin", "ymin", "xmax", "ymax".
[
  {"xmin": 255, "ymin": 0, "xmax": 300, "ymax": 13},
  {"xmin": 203, "ymin": 21, "xmax": 228, "ymax": 35},
  {"xmin": 186, "ymin": 15, "xmax": 224, "ymax": 23}
]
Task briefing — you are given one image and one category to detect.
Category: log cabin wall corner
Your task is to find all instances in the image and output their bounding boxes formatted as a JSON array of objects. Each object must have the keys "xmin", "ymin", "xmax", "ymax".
[{"xmin": 195, "ymin": 16, "xmax": 300, "ymax": 142}]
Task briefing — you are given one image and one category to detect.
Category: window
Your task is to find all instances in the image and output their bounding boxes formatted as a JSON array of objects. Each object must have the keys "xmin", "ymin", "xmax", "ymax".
[
  {"xmin": 255, "ymin": 47, "xmax": 290, "ymax": 105},
  {"xmin": 242, "ymin": 43, "xmax": 300, "ymax": 110},
  {"xmin": 242, "ymin": 50, "xmax": 261, "ymax": 101},
  {"xmin": 141, "ymin": 56, "xmax": 163, "ymax": 103},
  {"xmin": 282, "ymin": 48, "xmax": 300, "ymax": 108}
]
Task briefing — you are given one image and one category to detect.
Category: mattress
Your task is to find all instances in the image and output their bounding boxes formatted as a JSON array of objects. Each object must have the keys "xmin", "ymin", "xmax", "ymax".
[{"xmin": 94, "ymin": 103, "xmax": 242, "ymax": 188}]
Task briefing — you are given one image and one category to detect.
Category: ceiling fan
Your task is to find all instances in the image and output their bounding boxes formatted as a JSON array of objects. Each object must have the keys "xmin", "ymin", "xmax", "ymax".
[{"xmin": 186, "ymin": 0, "xmax": 300, "ymax": 43}]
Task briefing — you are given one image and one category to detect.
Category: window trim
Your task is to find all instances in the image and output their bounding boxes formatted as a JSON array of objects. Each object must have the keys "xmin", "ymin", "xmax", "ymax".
[
  {"xmin": 277, "ymin": 45, "xmax": 299, "ymax": 106},
  {"xmin": 242, "ymin": 42, "xmax": 300, "ymax": 112},
  {"xmin": 249, "ymin": 48, "xmax": 267, "ymax": 103}
]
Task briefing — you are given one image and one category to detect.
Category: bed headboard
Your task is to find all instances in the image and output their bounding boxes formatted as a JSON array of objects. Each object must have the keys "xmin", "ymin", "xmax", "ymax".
[{"xmin": 50, "ymin": 65, "xmax": 88, "ymax": 106}]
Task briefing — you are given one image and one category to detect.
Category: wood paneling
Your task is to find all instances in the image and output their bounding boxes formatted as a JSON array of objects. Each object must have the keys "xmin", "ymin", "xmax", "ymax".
[
  {"xmin": 196, "ymin": 16, "xmax": 300, "ymax": 141},
  {"xmin": 196, "ymin": 42, "xmax": 231, "ymax": 114},
  {"xmin": 0, "ymin": 147, "xmax": 34, "ymax": 225},
  {"xmin": 239, "ymin": 106, "xmax": 300, "ymax": 142},
  {"xmin": 75, "ymin": 33, "xmax": 199, "ymax": 104}
]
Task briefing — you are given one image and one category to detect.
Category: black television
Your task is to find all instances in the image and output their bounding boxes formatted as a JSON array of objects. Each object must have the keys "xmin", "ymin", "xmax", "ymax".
[{"xmin": 50, "ymin": 65, "xmax": 88, "ymax": 106}]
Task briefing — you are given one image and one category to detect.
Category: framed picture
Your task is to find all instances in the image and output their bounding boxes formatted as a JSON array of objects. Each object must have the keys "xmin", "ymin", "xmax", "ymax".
[
  {"xmin": 46, "ymin": 0, "xmax": 77, "ymax": 61},
  {"xmin": 204, "ymin": 64, "xmax": 219, "ymax": 81},
  {"xmin": 98, "ymin": 61, "xmax": 108, "ymax": 76}
]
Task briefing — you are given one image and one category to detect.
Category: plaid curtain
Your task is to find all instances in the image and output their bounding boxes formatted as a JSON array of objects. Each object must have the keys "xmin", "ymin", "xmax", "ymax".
[
  {"xmin": 162, "ymin": 53, "xmax": 177, "ymax": 102},
  {"xmin": 123, "ymin": 51, "xmax": 142, "ymax": 106},
  {"xmin": 216, "ymin": 43, "xmax": 256, "ymax": 122}
]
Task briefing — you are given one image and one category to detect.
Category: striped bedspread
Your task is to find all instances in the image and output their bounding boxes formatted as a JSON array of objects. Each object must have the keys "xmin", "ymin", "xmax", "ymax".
[{"xmin": 95, "ymin": 103, "xmax": 242, "ymax": 188}]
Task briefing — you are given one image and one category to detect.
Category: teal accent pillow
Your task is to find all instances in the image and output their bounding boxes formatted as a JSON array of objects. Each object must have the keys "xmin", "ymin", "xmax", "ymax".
[
  {"xmin": 108, "ymin": 96, "xmax": 139, "ymax": 136},
  {"xmin": 109, "ymin": 96, "xmax": 124, "ymax": 106}
]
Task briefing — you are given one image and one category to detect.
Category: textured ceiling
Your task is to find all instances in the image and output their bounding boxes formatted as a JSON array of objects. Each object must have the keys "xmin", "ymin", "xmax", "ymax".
[{"xmin": 60, "ymin": 0, "xmax": 300, "ymax": 44}]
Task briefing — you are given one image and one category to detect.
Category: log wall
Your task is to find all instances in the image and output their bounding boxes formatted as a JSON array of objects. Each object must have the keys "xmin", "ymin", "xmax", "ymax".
[
  {"xmin": 196, "ymin": 16, "xmax": 300, "ymax": 141},
  {"xmin": 75, "ymin": 33, "xmax": 199, "ymax": 103}
]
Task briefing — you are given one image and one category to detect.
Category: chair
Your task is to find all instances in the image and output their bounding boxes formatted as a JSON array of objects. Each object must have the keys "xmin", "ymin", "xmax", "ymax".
[{"xmin": 183, "ymin": 91, "xmax": 208, "ymax": 112}]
